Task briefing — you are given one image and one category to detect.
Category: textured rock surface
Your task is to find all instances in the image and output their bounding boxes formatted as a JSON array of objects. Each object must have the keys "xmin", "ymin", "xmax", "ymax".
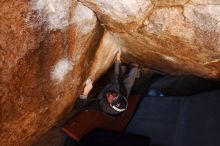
[
  {"xmin": 1, "ymin": 0, "xmax": 220, "ymax": 146},
  {"xmin": 80, "ymin": 0, "xmax": 153, "ymax": 31},
  {"xmin": 81, "ymin": 0, "xmax": 220, "ymax": 78},
  {"xmin": 1, "ymin": 1, "xmax": 103, "ymax": 145}
]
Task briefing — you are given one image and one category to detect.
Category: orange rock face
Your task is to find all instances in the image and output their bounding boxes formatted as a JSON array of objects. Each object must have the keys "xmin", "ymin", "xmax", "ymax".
[
  {"xmin": 1, "ymin": 1, "xmax": 103, "ymax": 145},
  {"xmin": 1, "ymin": 0, "xmax": 220, "ymax": 145},
  {"xmin": 81, "ymin": 0, "xmax": 220, "ymax": 78}
]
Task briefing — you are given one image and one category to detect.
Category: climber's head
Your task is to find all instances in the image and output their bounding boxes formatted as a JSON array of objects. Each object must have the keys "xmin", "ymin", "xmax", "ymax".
[{"xmin": 106, "ymin": 90, "xmax": 128, "ymax": 112}]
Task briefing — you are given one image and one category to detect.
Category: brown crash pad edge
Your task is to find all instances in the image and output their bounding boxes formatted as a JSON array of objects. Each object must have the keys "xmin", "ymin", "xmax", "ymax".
[{"xmin": 62, "ymin": 95, "xmax": 141, "ymax": 141}]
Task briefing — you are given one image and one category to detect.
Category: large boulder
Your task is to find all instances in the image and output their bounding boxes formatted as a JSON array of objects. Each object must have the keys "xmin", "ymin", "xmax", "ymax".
[
  {"xmin": 1, "ymin": 1, "xmax": 104, "ymax": 145},
  {"xmin": 81, "ymin": 0, "xmax": 220, "ymax": 78},
  {"xmin": 1, "ymin": 0, "xmax": 220, "ymax": 145}
]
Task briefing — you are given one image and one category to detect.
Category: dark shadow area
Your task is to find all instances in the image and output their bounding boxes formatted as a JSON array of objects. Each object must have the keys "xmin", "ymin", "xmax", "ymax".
[
  {"xmin": 75, "ymin": 129, "xmax": 151, "ymax": 146},
  {"xmin": 132, "ymin": 74, "xmax": 220, "ymax": 97},
  {"xmin": 33, "ymin": 65, "xmax": 220, "ymax": 146},
  {"xmin": 127, "ymin": 74, "xmax": 220, "ymax": 146},
  {"xmin": 64, "ymin": 129, "xmax": 151, "ymax": 146}
]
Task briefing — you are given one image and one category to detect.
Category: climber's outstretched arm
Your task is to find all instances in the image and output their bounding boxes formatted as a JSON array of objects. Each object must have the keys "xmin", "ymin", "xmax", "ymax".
[{"xmin": 80, "ymin": 78, "xmax": 93, "ymax": 99}]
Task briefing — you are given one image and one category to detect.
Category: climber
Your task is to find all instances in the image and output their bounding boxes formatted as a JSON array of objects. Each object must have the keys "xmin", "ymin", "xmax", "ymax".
[{"xmin": 74, "ymin": 49, "xmax": 140, "ymax": 115}]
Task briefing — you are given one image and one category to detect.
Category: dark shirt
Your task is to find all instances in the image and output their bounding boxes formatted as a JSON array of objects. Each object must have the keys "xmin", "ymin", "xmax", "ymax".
[
  {"xmin": 76, "ymin": 61, "xmax": 126, "ymax": 115},
  {"xmin": 98, "ymin": 60, "xmax": 124, "ymax": 115},
  {"xmin": 99, "ymin": 84, "xmax": 121, "ymax": 115}
]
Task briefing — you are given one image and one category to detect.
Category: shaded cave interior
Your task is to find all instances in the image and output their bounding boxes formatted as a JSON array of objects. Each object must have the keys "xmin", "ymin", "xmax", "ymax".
[{"xmin": 33, "ymin": 62, "xmax": 220, "ymax": 146}]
